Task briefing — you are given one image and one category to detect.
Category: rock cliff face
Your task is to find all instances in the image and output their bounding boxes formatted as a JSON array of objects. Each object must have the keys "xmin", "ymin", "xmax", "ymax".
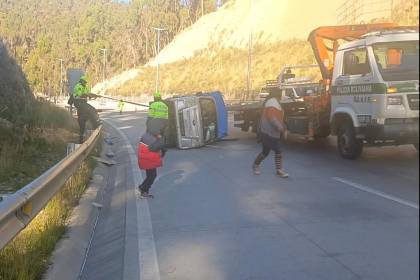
[{"xmin": 0, "ymin": 40, "xmax": 33, "ymax": 123}]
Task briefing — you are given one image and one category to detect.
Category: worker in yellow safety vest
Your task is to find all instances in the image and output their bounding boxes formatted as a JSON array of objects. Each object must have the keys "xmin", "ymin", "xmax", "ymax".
[
  {"xmin": 148, "ymin": 91, "xmax": 168, "ymax": 120},
  {"xmin": 71, "ymin": 75, "xmax": 100, "ymax": 143},
  {"xmin": 118, "ymin": 99, "xmax": 125, "ymax": 114},
  {"xmin": 73, "ymin": 75, "xmax": 90, "ymax": 99},
  {"xmin": 145, "ymin": 91, "xmax": 169, "ymax": 156}
]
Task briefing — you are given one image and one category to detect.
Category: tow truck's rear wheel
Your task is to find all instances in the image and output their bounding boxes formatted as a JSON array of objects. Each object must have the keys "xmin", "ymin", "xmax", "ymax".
[{"xmin": 337, "ymin": 122, "xmax": 363, "ymax": 160}]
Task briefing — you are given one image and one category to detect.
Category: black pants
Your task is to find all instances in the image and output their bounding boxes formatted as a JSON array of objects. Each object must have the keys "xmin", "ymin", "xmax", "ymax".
[
  {"xmin": 78, "ymin": 117, "xmax": 87, "ymax": 143},
  {"xmin": 75, "ymin": 100, "xmax": 99, "ymax": 143},
  {"xmin": 254, "ymin": 142, "xmax": 283, "ymax": 170},
  {"xmin": 139, "ymin": 169, "xmax": 157, "ymax": 193}
]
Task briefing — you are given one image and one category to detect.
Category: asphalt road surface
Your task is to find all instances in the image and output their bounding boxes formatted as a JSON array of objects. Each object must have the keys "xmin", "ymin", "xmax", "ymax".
[{"xmin": 80, "ymin": 111, "xmax": 419, "ymax": 280}]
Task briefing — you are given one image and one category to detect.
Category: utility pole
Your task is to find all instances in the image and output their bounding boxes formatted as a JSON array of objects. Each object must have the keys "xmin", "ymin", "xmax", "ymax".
[
  {"xmin": 100, "ymin": 48, "xmax": 108, "ymax": 83},
  {"xmin": 152, "ymin": 27, "xmax": 166, "ymax": 93},
  {"xmin": 246, "ymin": 33, "xmax": 252, "ymax": 101},
  {"xmin": 59, "ymin": 59, "xmax": 63, "ymax": 100},
  {"xmin": 202, "ymin": 0, "xmax": 204, "ymax": 17},
  {"xmin": 245, "ymin": 0, "xmax": 253, "ymax": 101},
  {"xmin": 145, "ymin": 31, "xmax": 149, "ymax": 60}
]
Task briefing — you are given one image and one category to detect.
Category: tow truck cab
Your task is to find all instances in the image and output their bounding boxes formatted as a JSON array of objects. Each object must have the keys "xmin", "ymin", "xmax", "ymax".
[{"xmin": 330, "ymin": 29, "xmax": 419, "ymax": 158}]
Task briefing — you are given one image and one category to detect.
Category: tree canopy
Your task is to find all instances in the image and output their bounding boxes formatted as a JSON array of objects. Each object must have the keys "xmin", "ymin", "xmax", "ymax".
[{"xmin": 0, "ymin": 0, "xmax": 222, "ymax": 95}]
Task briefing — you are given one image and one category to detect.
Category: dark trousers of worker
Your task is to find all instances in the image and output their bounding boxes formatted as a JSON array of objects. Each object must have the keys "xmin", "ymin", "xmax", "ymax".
[
  {"xmin": 254, "ymin": 134, "xmax": 283, "ymax": 170},
  {"xmin": 78, "ymin": 117, "xmax": 87, "ymax": 144},
  {"xmin": 75, "ymin": 100, "xmax": 100, "ymax": 143},
  {"xmin": 139, "ymin": 169, "xmax": 157, "ymax": 193}
]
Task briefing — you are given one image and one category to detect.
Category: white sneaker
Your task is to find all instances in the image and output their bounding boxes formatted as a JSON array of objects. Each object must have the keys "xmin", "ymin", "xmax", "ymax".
[
  {"xmin": 276, "ymin": 169, "xmax": 289, "ymax": 178},
  {"xmin": 253, "ymin": 164, "xmax": 261, "ymax": 175}
]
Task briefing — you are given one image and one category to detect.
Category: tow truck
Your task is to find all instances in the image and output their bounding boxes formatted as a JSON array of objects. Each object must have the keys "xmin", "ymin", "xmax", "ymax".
[{"xmin": 233, "ymin": 23, "xmax": 419, "ymax": 159}]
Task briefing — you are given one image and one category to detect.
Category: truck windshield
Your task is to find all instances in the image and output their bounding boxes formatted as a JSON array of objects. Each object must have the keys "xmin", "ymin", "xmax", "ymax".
[{"xmin": 373, "ymin": 41, "xmax": 419, "ymax": 81}]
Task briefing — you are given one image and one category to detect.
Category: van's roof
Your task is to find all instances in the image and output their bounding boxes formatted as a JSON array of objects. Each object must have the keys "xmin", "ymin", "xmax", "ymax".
[{"xmin": 338, "ymin": 30, "xmax": 419, "ymax": 51}]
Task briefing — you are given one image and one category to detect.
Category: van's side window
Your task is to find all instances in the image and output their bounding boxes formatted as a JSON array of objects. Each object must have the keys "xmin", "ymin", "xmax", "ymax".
[{"xmin": 342, "ymin": 48, "xmax": 371, "ymax": 76}]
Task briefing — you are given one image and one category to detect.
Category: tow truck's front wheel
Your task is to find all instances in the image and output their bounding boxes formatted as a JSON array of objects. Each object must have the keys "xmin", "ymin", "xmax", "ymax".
[{"xmin": 337, "ymin": 123, "xmax": 363, "ymax": 160}]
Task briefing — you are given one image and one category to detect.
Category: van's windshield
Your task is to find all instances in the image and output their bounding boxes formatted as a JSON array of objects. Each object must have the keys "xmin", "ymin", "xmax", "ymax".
[{"xmin": 373, "ymin": 40, "xmax": 419, "ymax": 81}]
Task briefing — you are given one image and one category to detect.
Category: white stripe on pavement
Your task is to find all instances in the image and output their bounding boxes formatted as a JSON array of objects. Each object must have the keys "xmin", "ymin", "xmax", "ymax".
[
  {"xmin": 107, "ymin": 119, "xmax": 161, "ymax": 280},
  {"xmin": 332, "ymin": 177, "xmax": 419, "ymax": 210}
]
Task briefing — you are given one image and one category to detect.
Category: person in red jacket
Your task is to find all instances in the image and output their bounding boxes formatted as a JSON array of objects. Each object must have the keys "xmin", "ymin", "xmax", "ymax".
[
  {"xmin": 138, "ymin": 131, "xmax": 166, "ymax": 198},
  {"xmin": 137, "ymin": 117, "xmax": 168, "ymax": 198}
]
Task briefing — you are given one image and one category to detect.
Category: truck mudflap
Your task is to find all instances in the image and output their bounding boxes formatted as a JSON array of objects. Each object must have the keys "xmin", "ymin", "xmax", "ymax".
[{"xmin": 356, "ymin": 118, "xmax": 419, "ymax": 144}]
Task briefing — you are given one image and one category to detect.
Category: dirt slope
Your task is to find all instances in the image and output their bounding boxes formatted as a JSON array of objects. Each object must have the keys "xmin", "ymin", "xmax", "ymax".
[{"xmin": 92, "ymin": 0, "xmax": 342, "ymax": 93}]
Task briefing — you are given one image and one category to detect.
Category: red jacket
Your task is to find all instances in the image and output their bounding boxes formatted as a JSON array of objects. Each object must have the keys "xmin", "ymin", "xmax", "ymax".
[{"xmin": 138, "ymin": 143, "xmax": 162, "ymax": 170}]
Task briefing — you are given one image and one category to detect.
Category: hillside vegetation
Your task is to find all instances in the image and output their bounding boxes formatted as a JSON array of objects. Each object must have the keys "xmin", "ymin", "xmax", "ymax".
[
  {"xmin": 1, "ymin": 0, "xmax": 226, "ymax": 189},
  {"xmin": 0, "ymin": 0, "xmax": 225, "ymax": 95},
  {"xmin": 117, "ymin": 40, "xmax": 317, "ymax": 99},
  {"xmin": 0, "ymin": 41, "xmax": 78, "ymax": 192},
  {"xmin": 110, "ymin": 0, "xmax": 419, "ymax": 99}
]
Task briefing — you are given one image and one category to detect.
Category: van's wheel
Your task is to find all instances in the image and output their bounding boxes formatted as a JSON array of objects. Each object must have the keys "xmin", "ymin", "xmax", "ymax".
[{"xmin": 337, "ymin": 122, "xmax": 363, "ymax": 160}]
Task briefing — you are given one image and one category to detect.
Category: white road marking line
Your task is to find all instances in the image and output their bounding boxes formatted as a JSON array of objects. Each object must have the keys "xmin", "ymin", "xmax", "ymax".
[
  {"xmin": 106, "ymin": 120, "xmax": 161, "ymax": 280},
  {"xmin": 119, "ymin": 125, "xmax": 134, "ymax": 130},
  {"xmin": 332, "ymin": 177, "xmax": 419, "ymax": 210}
]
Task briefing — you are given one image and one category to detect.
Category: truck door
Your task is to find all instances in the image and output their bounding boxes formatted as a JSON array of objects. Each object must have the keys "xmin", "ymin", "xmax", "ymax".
[
  {"xmin": 334, "ymin": 47, "xmax": 375, "ymax": 124},
  {"xmin": 173, "ymin": 97, "xmax": 204, "ymax": 149}
]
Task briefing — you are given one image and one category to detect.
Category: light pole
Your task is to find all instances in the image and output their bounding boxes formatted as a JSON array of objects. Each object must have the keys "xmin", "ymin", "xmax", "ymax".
[
  {"xmin": 245, "ymin": 0, "xmax": 253, "ymax": 101},
  {"xmin": 59, "ymin": 58, "xmax": 63, "ymax": 100},
  {"xmin": 152, "ymin": 27, "xmax": 166, "ymax": 93},
  {"xmin": 100, "ymin": 48, "xmax": 108, "ymax": 83}
]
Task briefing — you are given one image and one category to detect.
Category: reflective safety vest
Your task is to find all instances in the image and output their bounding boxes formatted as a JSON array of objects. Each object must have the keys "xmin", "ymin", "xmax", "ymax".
[
  {"xmin": 73, "ymin": 83, "xmax": 90, "ymax": 98},
  {"xmin": 148, "ymin": 101, "xmax": 168, "ymax": 119}
]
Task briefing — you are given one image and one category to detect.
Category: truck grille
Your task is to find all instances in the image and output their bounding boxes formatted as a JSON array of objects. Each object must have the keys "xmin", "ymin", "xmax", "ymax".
[{"xmin": 407, "ymin": 94, "xmax": 419, "ymax": 110}]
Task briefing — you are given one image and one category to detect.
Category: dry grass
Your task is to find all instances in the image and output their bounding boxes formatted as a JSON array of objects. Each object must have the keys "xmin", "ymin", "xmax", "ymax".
[
  {"xmin": 0, "ymin": 158, "xmax": 96, "ymax": 280},
  {"xmin": 116, "ymin": 39, "xmax": 319, "ymax": 100}
]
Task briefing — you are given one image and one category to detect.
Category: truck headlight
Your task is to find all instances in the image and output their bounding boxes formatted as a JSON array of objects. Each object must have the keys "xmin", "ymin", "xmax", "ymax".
[{"xmin": 387, "ymin": 96, "xmax": 403, "ymax": 106}]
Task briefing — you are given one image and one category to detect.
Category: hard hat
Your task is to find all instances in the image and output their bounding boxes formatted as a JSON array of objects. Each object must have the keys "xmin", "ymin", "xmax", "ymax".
[{"xmin": 153, "ymin": 91, "xmax": 161, "ymax": 98}]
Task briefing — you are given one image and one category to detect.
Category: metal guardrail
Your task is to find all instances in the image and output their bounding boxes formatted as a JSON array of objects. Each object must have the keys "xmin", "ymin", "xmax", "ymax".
[{"xmin": 0, "ymin": 126, "xmax": 102, "ymax": 250}]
